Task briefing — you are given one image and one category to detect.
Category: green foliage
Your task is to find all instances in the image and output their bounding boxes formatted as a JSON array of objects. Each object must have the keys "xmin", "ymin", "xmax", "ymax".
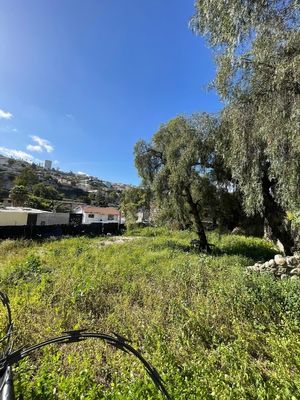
[
  {"xmin": 9, "ymin": 185, "xmax": 29, "ymax": 206},
  {"xmin": 2, "ymin": 254, "xmax": 47, "ymax": 286},
  {"xmin": 2, "ymin": 231, "xmax": 300, "ymax": 399},
  {"xmin": 18, "ymin": 183, "xmax": 63, "ymax": 211},
  {"xmin": 10, "ymin": 168, "xmax": 63, "ymax": 210},
  {"xmin": 15, "ymin": 166, "xmax": 39, "ymax": 188},
  {"xmin": 289, "ymin": 210, "xmax": 300, "ymax": 229},
  {"xmin": 134, "ymin": 114, "xmax": 227, "ymax": 246},
  {"xmin": 191, "ymin": 0, "xmax": 300, "ymax": 214},
  {"xmin": 89, "ymin": 189, "xmax": 107, "ymax": 206},
  {"xmin": 287, "ymin": 210, "xmax": 300, "ymax": 250},
  {"xmin": 25, "ymin": 195, "xmax": 53, "ymax": 211},
  {"xmin": 106, "ymin": 190, "xmax": 121, "ymax": 206},
  {"xmin": 89, "ymin": 189, "xmax": 121, "ymax": 207},
  {"xmin": 121, "ymin": 186, "xmax": 150, "ymax": 227},
  {"xmin": 124, "ymin": 226, "xmax": 173, "ymax": 238},
  {"xmin": 32, "ymin": 183, "xmax": 61, "ymax": 200}
]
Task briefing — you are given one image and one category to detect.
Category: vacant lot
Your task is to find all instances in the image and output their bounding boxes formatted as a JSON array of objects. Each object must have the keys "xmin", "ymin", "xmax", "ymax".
[{"xmin": 1, "ymin": 229, "xmax": 300, "ymax": 399}]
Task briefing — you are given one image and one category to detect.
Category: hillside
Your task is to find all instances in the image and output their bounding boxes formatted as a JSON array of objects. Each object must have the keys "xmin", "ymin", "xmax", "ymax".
[
  {"xmin": 1, "ymin": 229, "xmax": 300, "ymax": 399},
  {"xmin": 0, "ymin": 155, "xmax": 130, "ymax": 209}
]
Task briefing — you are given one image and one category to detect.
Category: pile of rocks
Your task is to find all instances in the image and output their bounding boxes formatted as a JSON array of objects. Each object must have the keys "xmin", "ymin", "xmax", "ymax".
[{"xmin": 247, "ymin": 254, "xmax": 300, "ymax": 280}]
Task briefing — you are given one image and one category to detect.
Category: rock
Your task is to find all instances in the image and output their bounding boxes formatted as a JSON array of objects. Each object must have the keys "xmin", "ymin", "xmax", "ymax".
[
  {"xmin": 268, "ymin": 259, "xmax": 276, "ymax": 268},
  {"xmin": 231, "ymin": 227, "xmax": 246, "ymax": 235},
  {"xmin": 246, "ymin": 253, "xmax": 300, "ymax": 279},
  {"xmin": 277, "ymin": 266, "xmax": 287, "ymax": 275},
  {"xmin": 290, "ymin": 268, "xmax": 300, "ymax": 276},
  {"xmin": 247, "ymin": 265, "xmax": 259, "ymax": 272},
  {"xmin": 286, "ymin": 256, "xmax": 299, "ymax": 266},
  {"xmin": 276, "ymin": 239, "xmax": 285, "ymax": 254},
  {"xmin": 274, "ymin": 254, "xmax": 286, "ymax": 266},
  {"xmin": 281, "ymin": 274, "xmax": 289, "ymax": 280},
  {"xmin": 254, "ymin": 262, "xmax": 261, "ymax": 267}
]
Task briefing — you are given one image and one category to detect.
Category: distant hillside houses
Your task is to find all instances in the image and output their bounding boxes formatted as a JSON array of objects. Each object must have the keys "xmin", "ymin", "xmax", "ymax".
[{"xmin": 0, "ymin": 154, "xmax": 131, "ymax": 208}]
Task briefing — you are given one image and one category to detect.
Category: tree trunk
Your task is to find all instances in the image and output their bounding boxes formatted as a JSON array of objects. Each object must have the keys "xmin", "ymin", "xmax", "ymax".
[
  {"xmin": 186, "ymin": 189, "xmax": 210, "ymax": 252},
  {"xmin": 262, "ymin": 171, "xmax": 294, "ymax": 255}
]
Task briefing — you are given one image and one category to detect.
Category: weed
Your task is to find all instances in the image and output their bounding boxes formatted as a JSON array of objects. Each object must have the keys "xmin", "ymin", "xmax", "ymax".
[{"xmin": 1, "ymin": 230, "xmax": 299, "ymax": 399}]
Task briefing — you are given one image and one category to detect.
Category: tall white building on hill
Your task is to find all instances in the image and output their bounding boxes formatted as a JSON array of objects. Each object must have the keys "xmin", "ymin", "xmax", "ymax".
[{"xmin": 44, "ymin": 160, "xmax": 52, "ymax": 170}]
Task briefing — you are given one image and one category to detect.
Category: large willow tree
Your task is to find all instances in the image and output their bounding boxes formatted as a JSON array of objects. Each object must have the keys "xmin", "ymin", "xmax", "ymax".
[
  {"xmin": 134, "ymin": 114, "xmax": 224, "ymax": 251},
  {"xmin": 191, "ymin": 0, "xmax": 300, "ymax": 254}
]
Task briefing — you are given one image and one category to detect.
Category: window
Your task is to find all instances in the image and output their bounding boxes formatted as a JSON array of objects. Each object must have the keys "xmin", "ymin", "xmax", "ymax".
[
  {"xmin": 88, "ymin": 214, "xmax": 94, "ymax": 218},
  {"xmin": 108, "ymin": 215, "xmax": 115, "ymax": 221}
]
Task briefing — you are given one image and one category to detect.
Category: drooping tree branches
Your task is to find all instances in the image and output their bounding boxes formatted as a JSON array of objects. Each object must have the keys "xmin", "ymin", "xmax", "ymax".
[
  {"xmin": 191, "ymin": 0, "xmax": 300, "ymax": 253},
  {"xmin": 134, "ymin": 114, "xmax": 226, "ymax": 251}
]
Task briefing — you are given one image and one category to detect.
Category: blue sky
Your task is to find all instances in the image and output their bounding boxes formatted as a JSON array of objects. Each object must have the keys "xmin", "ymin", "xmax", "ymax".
[{"xmin": 0, "ymin": 0, "xmax": 221, "ymax": 184}]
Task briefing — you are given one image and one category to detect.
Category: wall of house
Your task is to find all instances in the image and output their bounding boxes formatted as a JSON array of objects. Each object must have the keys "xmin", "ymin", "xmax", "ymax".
[
  {"xmin": 82, "ymin": 213, "xmax": 118, "ymax": 224},
  {"xmin": 0, "ymin": 212, "xmax": 28, "ymax": 226},
  {"xmin": 36, "ymin": 213, "xmax": 70, "ymax": 226}
]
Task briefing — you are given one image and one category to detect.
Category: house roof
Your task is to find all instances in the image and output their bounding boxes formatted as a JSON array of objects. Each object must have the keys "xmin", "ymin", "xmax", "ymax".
[{"xmin": 81, "ymin": 206, "xmax": 120, "ymax": 216}]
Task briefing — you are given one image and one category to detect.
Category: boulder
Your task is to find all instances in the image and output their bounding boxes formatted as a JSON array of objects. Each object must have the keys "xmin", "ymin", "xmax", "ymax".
[
  {"xmin": 290, "ymin": 268, "xmax": 300, "ymax": 276},
  {"xmin": 263, "ymin": 261, "xmax": 270, "ymax": 268},
  {"xmin": 281, "ymin": 274, "xmax": 289, "ymax": 280},
  {"xmin": 247, "ymin": 265, "xmax": 260, "ymax": 272},
  {"xmin": 286, "ymin": 256, "xmax": 299, "ymax": 266},
  {"xmin": 268, "ymin": 259, "xmax": 276, "ymax": 268},
  {"xmin": 274, "ymin": 254, "xmax": 286, "ymax": 266},
  {"xmin": 247, "ymin": 254, "xmax": 300, "ymax": 280},
  {"xmin": 277, "ymin": 266, "xmax": 288, "ymax": 275}
]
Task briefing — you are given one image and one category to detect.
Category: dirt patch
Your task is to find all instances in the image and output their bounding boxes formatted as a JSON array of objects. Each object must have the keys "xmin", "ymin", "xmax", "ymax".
[{"xmin": 96, "ymin": 236, "xmax": 139, "ymax": 247}]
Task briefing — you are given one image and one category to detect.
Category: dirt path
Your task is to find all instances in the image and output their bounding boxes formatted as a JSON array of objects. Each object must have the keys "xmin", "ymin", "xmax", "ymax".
[{"xmin": 95, "ymin": 236, "xmax": 139, "ymax": 247}]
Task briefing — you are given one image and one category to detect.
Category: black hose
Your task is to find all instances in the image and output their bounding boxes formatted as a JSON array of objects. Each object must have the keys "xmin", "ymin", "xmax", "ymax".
[{"xmin": 0, "ymin": 292, "xmax": 171, "ymax": 399}]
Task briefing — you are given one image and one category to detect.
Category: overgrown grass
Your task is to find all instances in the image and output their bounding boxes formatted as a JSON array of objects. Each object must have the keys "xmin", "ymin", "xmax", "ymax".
[{"xmin": 1, "ymin": 229, "xmax": 300, "ymax": 399}]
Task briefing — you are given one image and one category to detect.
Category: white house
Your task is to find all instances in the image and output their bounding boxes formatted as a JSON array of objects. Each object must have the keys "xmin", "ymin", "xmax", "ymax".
[
  {"xmin": 76, "ymin": 179, "xmax": 92, "ymax": 191},
  {"xmin": 74, "ymin": 205, "xmax": 121, "ymax": 224}
]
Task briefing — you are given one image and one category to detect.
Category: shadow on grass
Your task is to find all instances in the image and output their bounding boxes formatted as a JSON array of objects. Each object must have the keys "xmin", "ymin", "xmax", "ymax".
[
  {"xmin": 161, "ymin": 238, "xmax": 277, "ymax": 263},
  {"xmin": 160, "ymin": 240, "xmax": 221, "ymax": 255},
  {"xmin": 162, "ymin": 240, "xmax": 191, "ymax": 253},
  {"xmin": 209, "ymin": 234, "xmax": 278, "ymax": 262},
  {"xmin": 217, "ymin": 242, "xmax": 277, "ymax": 262}
]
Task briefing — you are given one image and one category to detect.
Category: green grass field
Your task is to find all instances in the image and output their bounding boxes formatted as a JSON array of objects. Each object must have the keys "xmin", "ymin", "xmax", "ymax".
[{"xmin": 1, "ymin": 229, "xmax": 300, "ymax": 399}]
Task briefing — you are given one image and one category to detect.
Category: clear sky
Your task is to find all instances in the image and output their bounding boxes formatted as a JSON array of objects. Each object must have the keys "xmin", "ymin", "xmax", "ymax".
[{"xmin": 0, "ymin": 0, "xmax": 221, "ymax": 184}]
